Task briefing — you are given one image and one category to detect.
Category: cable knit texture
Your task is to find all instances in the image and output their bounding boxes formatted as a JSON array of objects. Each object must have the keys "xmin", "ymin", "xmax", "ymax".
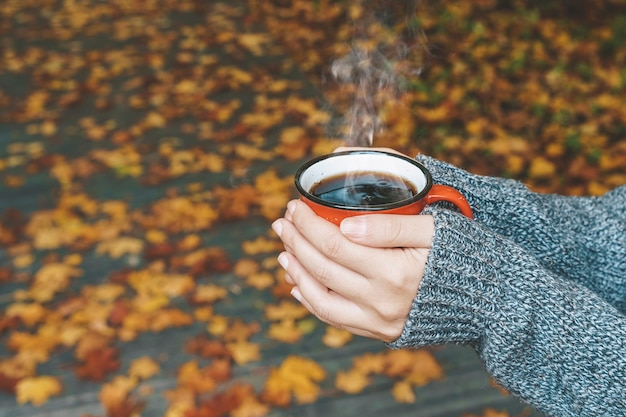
[{"xmin": 388, "ymin": 156, "xmax": 626, "ymax": 417}]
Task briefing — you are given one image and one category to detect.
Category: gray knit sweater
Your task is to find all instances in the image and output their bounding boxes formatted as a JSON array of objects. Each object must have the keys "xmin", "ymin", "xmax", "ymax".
[{"xmin": 389, "ymin": 155, "xmax": 626, "ymax": 417}]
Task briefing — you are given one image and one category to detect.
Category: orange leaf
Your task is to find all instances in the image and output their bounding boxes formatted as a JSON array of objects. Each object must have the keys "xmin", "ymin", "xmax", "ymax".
[
  {"xmin": 261, "ymin": 356, "xmax": 326, "ymax": 406},
  {"xmin": 321, "ymin": 326, "xmax": 353, "ymax": 348},
  {"xmin": 335, "ymin": 369, "xmax": 370, "ymax": 394},
  {"xmin": 391, "ymin": 380, "xmax": 416, "ymax": 404}
]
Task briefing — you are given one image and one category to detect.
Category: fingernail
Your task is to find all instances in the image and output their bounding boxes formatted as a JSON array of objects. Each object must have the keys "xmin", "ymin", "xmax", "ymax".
[
  {"xmin": 271, "ymin": 220, "xmax": 283, "ymax": 237},
  {"xmin": 287, "ymin": 200, "xmax": 297, "ymax": 215},
  {"xmin": 277, "ymin": 252, "xmax": 289, "ymax": 270},
  {"xmin": 291, "ymin": 286, "xmax": 302, "ymax": 302},
  {"xmin": 340, "ymin": 217, "xmax": 366, "ymax": 238}
]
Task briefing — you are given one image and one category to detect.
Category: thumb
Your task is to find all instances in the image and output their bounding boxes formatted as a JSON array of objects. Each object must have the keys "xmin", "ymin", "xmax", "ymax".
[{"xmin": 339, "ymin": 214, "xmax": 434, "ymax": 248}]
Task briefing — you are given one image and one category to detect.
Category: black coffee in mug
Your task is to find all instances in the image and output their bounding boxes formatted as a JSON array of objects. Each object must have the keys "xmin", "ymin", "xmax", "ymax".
[{"xmin": 310, "ymin": 171, "xmax": 417, "ymax": 208}]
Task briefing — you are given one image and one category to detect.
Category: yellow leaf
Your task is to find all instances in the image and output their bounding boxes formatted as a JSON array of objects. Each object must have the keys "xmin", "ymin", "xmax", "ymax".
[
  {"xmin": 99, "ymin": 375, "xmax": 138, "ymax": 410},
  {"xmin": 16, "ymin": 376, "xmax": 63, "ymax": 406},
  {"xmin": 231, "ymin": 398, "xmax": 270, "ymax": 417},
  {"xmin": 12, "ymin": 253, "xmax": 34, "ymax": 269},
  {"xmin": 262, "ymin": 356, "xmax": 326, "ymax": 406},
  {"xmin": 207, "ymin": 315, "xmax": 229, "ymax": 336},
  {"xmin": 264, "ymin": 300, "xmax": 310, "ymax": 321},
  {"xmin": 63, "ymin": 253, "xmax": 83, "ymax": 266},
  {"xmin": 246, "ymin": 272, "xmax": 275, "ymax": 290},
  {"xmin": 193, "ymin": 284, "xmax": 228, "ymax": 304},
  {"xmin": 128, "ymin": 356, "xmax": 161, "ymax": 381},
  {"xmin": 5, "ymin": 303, "xmax": 47, "ymax": 327},
  {"xmin": 529, "ymin": 157, "xmax": 556, "ymax": 179},
  {"xmin": 146, "ymin": 229, "xmax": 167, "ymax": 244},
  {"xmin": 335, "ymin": 369, "xmax": 370, "ymax": 394},
  {"xmin": 28, "ymin": 263, "xmax": 82, "ymax": 302},
  {"xmin": 226, "ymin": 341, "xmax": 261, "ymax": 365},
  {"xmin": 193, "ymin": 306, "xmax": 214, "ymax": 322},
  {"xmin": 322, "ymin": 326, "xmax": 353, "ymax": 348},
  {"xmin": 96, "ymin": 237, "xmax": 144, "ymax": 259},
  {"xmin": 267, "ymin": 319, "xmax": 303, "ymax": 344}
]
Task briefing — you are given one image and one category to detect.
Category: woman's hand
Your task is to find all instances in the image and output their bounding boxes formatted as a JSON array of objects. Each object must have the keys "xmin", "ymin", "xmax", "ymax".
[{"xmin": 271, "ymin": 199, "xmax": 435, "ymax": 343}]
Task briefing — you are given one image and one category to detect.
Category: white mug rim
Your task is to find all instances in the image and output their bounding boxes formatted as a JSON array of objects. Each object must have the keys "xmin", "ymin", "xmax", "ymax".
[{"xmin": 294, "ymin": 150, "xmax": 433, "ymax": 211}]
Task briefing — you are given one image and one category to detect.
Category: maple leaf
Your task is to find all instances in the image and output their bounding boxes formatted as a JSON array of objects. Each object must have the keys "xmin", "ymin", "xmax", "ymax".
[
  {"xmin": 221, "ymin": 319, "xmax": 260, "ymax": 343},
  {"xmin": 231, "ymin": 398, "xmax": 270, "ymax": 417},
  {"xmin": 261, "ymin": 355, "xmax": 327, "ymax": 406},
  {"xmin": 176, "ymin": 234, "xmax": 201, "ymax": 251},
  {"xmin": 0, "ymin": 371, "xmax": 21, "ymax": 394},
  {"xmin": 5, "ymin": 302, "xmax": 48, "ymax": 327},
  {"xmin": 144, "ymin": 242, "xmax": 177, "ymax": 259},
  {"xmin": 163, "ymin": 387, "xmax": 195, "ymax": 417},
  {"xmin": 15, "ymin": 376, "xmax": 63, "ymax": 406},
  {"xmin": 75, "ymin": 347, "xmax": 121, "ymax": 382},
  {"xmin": 7, "ymin": 330, "xmax": 60, "ymax": 363},
  {"xmin": 98, "ymin": 375, "xmax": 139, "ymax": 412},
  {"xmin": 192, "ymin": 306, "xmax": 214, "ymax": 322},
  {"xmin": 238, "ymin": 33, "xmax": 270, "ymax": 55},
  {"xmin": 226, "ymin": 341, "xmax": 261, "ymax": 365},
  {"xmin": 107, "ymin": 299, "xmax": 131, "ymax": 327},
  {"xmin": 0, "ymin": 316, "xmax": 20, "ymax": 336},
  {"xmin": 190, "ymin": 284, "xmax": 228, "ymax": 304},
  {"xmin": 321, "ymin": 326, "xmax": 353, "ymax": 348},
  {"xmin": 245, "ymin": 271, "xmax": 275, "ymax": 290},
  {"xmin": 264, "ymin": 300, "xmax": 310, "ymax": 321},
  {"xmin": 128, "ymin": 356, "xmax": 160, "ymax": 381},
  {"xmin": 74, "ymin": 331, "xmax": 112, "ymax": 360},
  {"xmin": 188, "ymin": 383, "xmax": 255, "ymax": 417},
  {"xmin": 150, "ymin": 308, "xmax": 193, "ymax": 332},
  {"xmin": 207, "ymin": 315, "xmax": 229, "ymax": 336},
  {"xmin": 185, "ymin": 336, "xmax": 230, "ymax": 358},
  {"xmin": 176, "ymin": 361, "xmax": 217, "ymax": 394},
  {"xmin": 96, "ymin": 237, "xmax": 145, "ymax": 259},
  {"xmin": 172, "ymin": 246, "xmax": 232, "ymax": 276},
  {"xmin": 27, "ymin": 263, "xmax": 82, "ymax": 302},
  {"xmin": 207, "ymin": 358, "xmax": 232, "ymax": 383},
  {"xmin": 0, "ymin": 267, "xmax": 12, "ymax": 284},
  {"xmin": 335, "ymin": 369, "xmax": 370, "ymax": 394},
  {"xmin": 267, "ymin": 319, "xmax": 303, "ymax": 344},
  {"xmin": 352, "ymin": 352, "xmax": 387, "ymax": 375},
  {"xmin": 391, "ymin": 380, "xmax": 416, "ymax": 404},
  {"xmin": 241, "ymin": 236, "xmax": 283, "ymax": 255},
  {"xmin": 233, "ymin": 258, "xmax": 260, "ymax": 277}
]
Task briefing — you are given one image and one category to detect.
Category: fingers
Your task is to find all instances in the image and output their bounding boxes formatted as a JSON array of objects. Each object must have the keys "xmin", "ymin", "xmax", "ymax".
[
  {"xmin": 278, "ymin": 251, "xmax": 361, "ymax": 326},
  {"xmin": 282, "ymin": 200, "xmax": 393, "ymax": 279},
  {"xmin": 339, "ymin": 214, "xmax": 435, "ymax": 248},
  {"xmin": 273, "ymin": 208, "xmax": 369, "ymax": 298},
  {"xmin": 278, "ymin": 251, "xmax": 403, "ymax": 342}
]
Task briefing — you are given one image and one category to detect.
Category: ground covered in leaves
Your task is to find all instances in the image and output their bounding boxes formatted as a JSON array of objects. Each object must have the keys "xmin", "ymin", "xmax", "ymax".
[{"xmin": 0, "ymin": 0, "xmax": 624, "ymax": 416}]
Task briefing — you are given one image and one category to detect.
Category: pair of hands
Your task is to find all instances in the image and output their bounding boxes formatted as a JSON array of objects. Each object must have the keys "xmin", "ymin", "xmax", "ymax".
[{"xmin": 271, "ymin": 149, "xmax": 436, "ymax": 343}]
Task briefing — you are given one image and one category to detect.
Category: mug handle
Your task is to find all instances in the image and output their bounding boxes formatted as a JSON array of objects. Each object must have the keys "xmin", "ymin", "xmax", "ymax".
[{"xmin": 425, "ymin": 185, "xmax": 474, "ymax": 219}]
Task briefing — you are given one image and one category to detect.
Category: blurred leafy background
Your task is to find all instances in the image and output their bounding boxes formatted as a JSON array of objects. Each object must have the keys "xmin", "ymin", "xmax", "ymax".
[{"xmin": 0, "ymin": 0, "xmax": 624, "ymax": 416}]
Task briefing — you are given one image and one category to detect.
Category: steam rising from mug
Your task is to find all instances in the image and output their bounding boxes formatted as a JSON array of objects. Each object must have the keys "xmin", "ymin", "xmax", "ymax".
[{"xmin": 328, "ymin": 0, "xmax": 426, "ymax": 147}]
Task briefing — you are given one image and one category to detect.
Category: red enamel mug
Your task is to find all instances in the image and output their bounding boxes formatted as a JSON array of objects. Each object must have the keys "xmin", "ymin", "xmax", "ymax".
[{"xmin": 294, "ymin": 150, "xmax": 473, "ymax": 225}]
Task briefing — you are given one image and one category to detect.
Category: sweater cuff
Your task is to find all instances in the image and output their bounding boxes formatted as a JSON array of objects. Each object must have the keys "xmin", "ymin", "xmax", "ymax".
[{"xmin": 388, "ymin": 208, "xmax": 509, "ymax": 349}]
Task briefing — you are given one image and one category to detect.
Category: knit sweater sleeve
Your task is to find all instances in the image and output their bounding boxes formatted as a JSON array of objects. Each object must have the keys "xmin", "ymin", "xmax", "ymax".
[
  {"xmin": 389, "ymin": 209, "xmax": 626, "ymax": 417},
  {"xmin": 416, "ymin": 154, "xmax": 626, "ymax": 312}
]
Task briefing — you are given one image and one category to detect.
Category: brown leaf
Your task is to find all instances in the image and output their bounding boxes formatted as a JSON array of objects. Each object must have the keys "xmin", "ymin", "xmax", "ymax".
[
  {"xmin": 185, "ymin": 336, "xmax": 230, "ymax": 359},
  {"xmin": 75, "ymin": 347, "xmax": 121, "ymax": 382}
]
